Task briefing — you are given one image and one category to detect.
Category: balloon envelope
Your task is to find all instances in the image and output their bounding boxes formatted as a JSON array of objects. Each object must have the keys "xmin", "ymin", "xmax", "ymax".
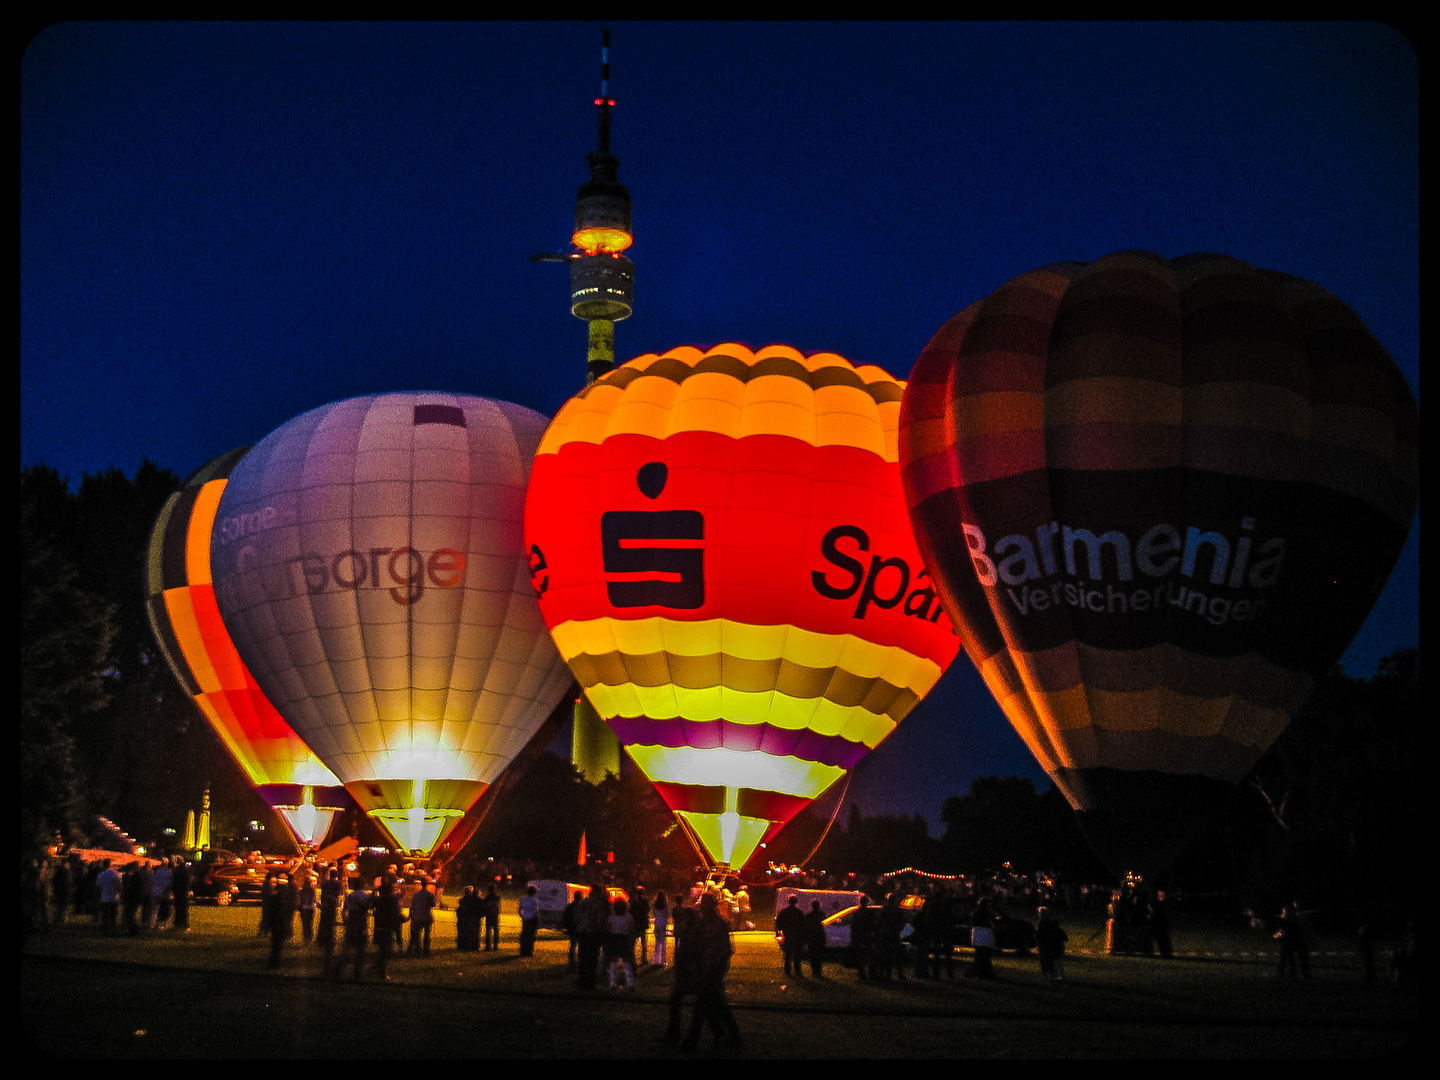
[
  {"xmin": 145, "ymin": 448, "xmax": 348, "ymax": 849},
  {"xmin": 210, "ymin": 394, "xmax": 575, "ymax": 857},
  {"xmin": 526, "ymin": 344, "xmax": 961, "ymax": 870},
  {"xmin": 899, "ymin": 251, "xmax": 1419, "ymax": 876}
]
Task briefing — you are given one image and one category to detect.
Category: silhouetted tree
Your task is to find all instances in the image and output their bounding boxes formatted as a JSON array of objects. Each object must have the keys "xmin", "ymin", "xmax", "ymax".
[{"xmin": 21, "ymin": 467, "xmax": 116, "ymax": 856}]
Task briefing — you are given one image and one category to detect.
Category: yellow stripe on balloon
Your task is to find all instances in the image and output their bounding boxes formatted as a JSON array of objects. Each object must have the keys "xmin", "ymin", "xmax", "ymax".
[
  {"xmin": 625, "ymin": 743, "xmax": 848, "ymax": 800},
  {"xmin": 549, "ymin": 617, "xmax": 945, "ymax": 696},
  {"xmin": 584, "ymin": 682, "xmax": 898, "ymax": 748}
]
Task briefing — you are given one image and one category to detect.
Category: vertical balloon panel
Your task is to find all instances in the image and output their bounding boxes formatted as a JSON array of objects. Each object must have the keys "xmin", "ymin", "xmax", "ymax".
[
  {"xmin": 145, "ymin": 447, "xmax": 349, "ymax": 849},
  {"xmin": 211, "ymin": 394, "xmax": 575, "ymax": 857},
  {"xmin": 899, "ymin": 251, "xmax": 1419, "ymax": 875},
  {"xmin": 526, "ymin": 344, "xmax": 961, "ymax": 871}
]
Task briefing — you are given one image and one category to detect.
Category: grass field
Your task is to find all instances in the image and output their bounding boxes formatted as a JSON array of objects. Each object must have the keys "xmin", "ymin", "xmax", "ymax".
[{"xmin": 22, "ymin": 899, "xmax": 1418, "ymax": 1058}]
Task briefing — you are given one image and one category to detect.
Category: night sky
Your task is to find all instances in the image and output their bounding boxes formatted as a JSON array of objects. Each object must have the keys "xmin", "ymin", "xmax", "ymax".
[{"xmin": 21, "ymin": 22, "xmax": 1418, "ymax": 833}]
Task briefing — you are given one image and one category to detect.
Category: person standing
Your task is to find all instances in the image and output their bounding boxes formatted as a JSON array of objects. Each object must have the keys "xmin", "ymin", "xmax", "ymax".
[
  {"xmin": 662, "ymin": 891, "xmax": 699, "ymax": 1045},
  {"xmin": 805, "ymin": 899, "xmax": 827, "ymax": 978},
  {"xmin": 50, "ymin": 857, "xmax": 71, "ymax": 927},
  {"xmin": 875, "ymin": 891, "xmax": 908, "ymax": 981},
  {"xmin": 372, "ymin": 881, "xmax": 403, "ymax": 980},
  {"xmin": 408, "ymin": 879, "xmax": 437, "ymax": 956},
  {"xmin": 850, "ymin": 894, "xmax": 877, "ymax": 980},
  {"xmin": 482, "ymin": 885, "xmax": 501, "ymax": 951},
  {"xmin": 341, "ymin": 879, "xmax": 371, "ymax": 980},
  {"xmin": 1036, "ymin": 906, "xmax": 1068, "ymax": 981},
  {"xmin": 455, "ymin": 886, "xmax": 482, "ymax": 952},
  {"xmin": 776, "ymin": 895, "xmax": 807, "ymax": 977},
  {"xmin": 682, "ymin": 893, "xmax": 742, "ymax": 1052},
  {"xmin": 149, "ymin": 859, "xmax": 171, "ymax": 930},
  {"xmin": 562, "ymin": 890, "xmax": 581, "ymax": 969},
  {"xmin": 317, "ymin": 869, "xmax": 342, "ymax": 971},
  {"xmin": 576, "ymin": 883, "xmax": 610, "ymax": 990},
  {"xmin": 631, "ymin": 886, "xmax": 651, "ymax": 965},
  {"xmin": 734, "ymin": 885, "xmax": 752, "ymax": 931},
  {"xmin": 650, "ymin": 891, "xmax": 671, "ymax": 968},
  {"xmin": 517, "ymin": 885, "xmax": 540, "ymax": 957},
  {"xmin": 97, "ymin": 861, "xmax": 122, "ymax": 936},
  {"xmin": 266, "ymin": 873, "xmax": 296, "ymax": 969},
  {"xmin": 122, "ymin": 863, "xmax": 145, "ymax": 936},
  {"xmin": 1276, "ymin": 901, "xmax": 1312, "ymax": 980},
  {"xmin": 296, "ymin": 870, "xmax": 318, "ymax": 945},
  {"xmin": 169, "ymin": 856, "xmax": 190, "ymax": 932},
  {"xmin": 968, "ymin": 897, "xmax": 998, "ymax": 980},
  {"xmin": 606, "ymin": 897, "xmax": 637, "ymax": 989}
]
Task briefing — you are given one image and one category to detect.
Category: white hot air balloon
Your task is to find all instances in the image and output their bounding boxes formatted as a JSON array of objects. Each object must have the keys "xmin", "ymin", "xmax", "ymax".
[{"xmin": 210, "ymin": 393, "xmax": 575, "ymax": 857}]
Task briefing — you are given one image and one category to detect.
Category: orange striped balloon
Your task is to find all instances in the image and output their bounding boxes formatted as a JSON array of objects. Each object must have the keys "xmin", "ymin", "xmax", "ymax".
[
  {"xmin": 525, "ymin": 344, "xmax": 960, "ymax": 870},
  {"xmin": 145, "ymin": 449, "xmax": 350, "ymax": 849}
]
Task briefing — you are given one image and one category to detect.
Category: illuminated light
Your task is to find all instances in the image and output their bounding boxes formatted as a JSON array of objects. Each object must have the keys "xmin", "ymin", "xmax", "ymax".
[
  {"xmin": 210, "ymin": 394, "xmax": 575, "ymax": 860},
  {"xmin": 526, "ymin": 343, "xmax": 960, "ymax": 871},
  {"xmin": 571, "ymin": 225, "xmax": 633, "ymax": 255},
  {"xmin": 900, "ymin": 250, "xmax": 1420, "ymax": 877}
]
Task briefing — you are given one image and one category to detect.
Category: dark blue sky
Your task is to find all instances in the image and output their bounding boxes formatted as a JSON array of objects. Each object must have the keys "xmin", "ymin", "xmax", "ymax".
[{"xmin": 22, "ymin": 22, "xmax": 1418, "ymax": 833}]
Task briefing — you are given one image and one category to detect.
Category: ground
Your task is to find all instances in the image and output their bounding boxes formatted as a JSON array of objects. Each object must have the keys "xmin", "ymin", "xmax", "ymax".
[{"xmin": 22, "ymin": 898, "xmax": 1418, "ymax": 1058}]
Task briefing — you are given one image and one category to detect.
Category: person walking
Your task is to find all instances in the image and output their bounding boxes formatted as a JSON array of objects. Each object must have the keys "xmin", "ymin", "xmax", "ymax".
[
  {"xmin": 408, "ymin": 879, "xmax": 436, "ymax": 956},
  {"xmin": 518, "ymin": 884, "xmax": 540, "ymax": 957},
  {"xmin": 682, "ymin": 893, "xmax": 742, "ymax": 1052}
]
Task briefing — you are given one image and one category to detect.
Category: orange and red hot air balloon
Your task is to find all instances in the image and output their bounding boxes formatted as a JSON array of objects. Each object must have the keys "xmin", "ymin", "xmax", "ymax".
[
  {"xmin": 145, "ymin": 448, "xmax": 350, "ymax": 850},
  {"xmin": 899, "ymin": 251, "xmax": 1419, "ymax": 877},
  {"xmin": 525, "ymin": 343, "xmax": 960, "ymax": 872}
]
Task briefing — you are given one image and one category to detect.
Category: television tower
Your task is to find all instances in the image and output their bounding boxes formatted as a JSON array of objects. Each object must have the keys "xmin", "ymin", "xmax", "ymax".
[{"xmin": 534, "ymin": 28, "xmax": 631, "ymax": 781}]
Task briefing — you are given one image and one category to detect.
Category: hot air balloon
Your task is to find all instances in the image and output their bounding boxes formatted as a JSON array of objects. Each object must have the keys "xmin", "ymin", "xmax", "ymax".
[
  {"xmin": 145, "ymin": 448, "xmax": 350, "ymax": 850},
  {"xmin": 209, "ymin": 394, "xmax": 575, "ymax": 858},
  {"xmin": 899, "ymin": 251, "xmax": 1419, "ymax": 877},
  {"xmin": 525, "ymin": 343, "xmax": 961, "ymax": 872}
]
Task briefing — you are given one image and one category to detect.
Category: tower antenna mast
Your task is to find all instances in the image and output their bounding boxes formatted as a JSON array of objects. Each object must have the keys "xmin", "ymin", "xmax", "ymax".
[{"xmin": 532, "ymin": 28, "xmax": 633, "ymax": 781}]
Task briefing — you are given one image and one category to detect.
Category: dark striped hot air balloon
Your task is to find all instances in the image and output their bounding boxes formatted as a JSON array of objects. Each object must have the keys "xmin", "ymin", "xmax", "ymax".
[
  {"xmin": 899, "ymin": 251, "xmax": 1419, "ymax": 877},
  {"xmin": 525, "ymin": 343, "xmax": 961, "ymax": 872},
  {"xmin": 145, "ymin": 448, "xmax": 350, "ymax": 849}
]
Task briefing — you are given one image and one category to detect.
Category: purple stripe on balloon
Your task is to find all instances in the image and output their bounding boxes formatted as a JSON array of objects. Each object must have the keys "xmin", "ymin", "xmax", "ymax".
[{"xmin": 606, "ymin": 717, "xmax": 869, "ymax": 770}]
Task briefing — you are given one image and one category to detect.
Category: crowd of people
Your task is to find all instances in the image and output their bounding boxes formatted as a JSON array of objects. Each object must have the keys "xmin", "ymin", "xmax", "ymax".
[
  {"xmin": 22, "ymin": 852, "xmax": 194, "ymax": 940},
  {"xmin": 24, "ymin": 846, "xmax": 1418, "ymax": 1041}
]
